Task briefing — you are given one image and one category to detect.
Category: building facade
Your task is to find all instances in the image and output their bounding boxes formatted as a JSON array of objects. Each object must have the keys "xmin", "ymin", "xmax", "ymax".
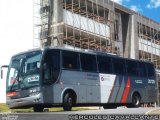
[{"xmin": 33, "ymin": 0, "xmax": 160, "ymax": 104}]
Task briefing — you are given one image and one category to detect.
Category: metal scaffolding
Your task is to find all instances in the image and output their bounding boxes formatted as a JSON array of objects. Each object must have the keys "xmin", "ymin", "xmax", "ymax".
[
  {"xmin": 33, "ymin": 0, "xmax": 123, "ymax": 55},
  {"xmin": 33, "ymin": 0, "xmax": 160, "ymax": 72},
  {"xmin": 138, "ymin": 13, "xmax": 160, "ymax": 105},
  {"xmin": 138, "ymin": 15, "xmax": 160, "ymax": 70},
  {"xmin": 63, "ymin": 0, "xmax": 122, "ymax": 55},
  {"xmin": 33, "ymin": 0, "xmax": 41, "ymax": 48},
  {"xmin": 33, "ymin": 0, "xmax": 160, "ymax": 105}
]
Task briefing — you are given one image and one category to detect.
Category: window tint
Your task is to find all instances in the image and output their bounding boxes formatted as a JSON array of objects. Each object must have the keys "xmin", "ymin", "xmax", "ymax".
[
  {"xmin": 43, "ymin": 50, "xmax": 60, "ymax": 70},
  {"xmin": 126, "ymin": 60, "xmax": 139, "ymax": 76},
  {"xmin": 112, "ymin": 58, "xmax": 125, "ymax": 75},
  {"xmin": 43, "ymin": 49, "xmax": 60, "ymax": 84},
  {"xmin": 80, "ymin": 53, "xmax": 97, "ymax": 72},
  {"xmin": 62, "ymin": 51, "xmax": 80, "ymax": 70},
  {"xmin": 146, "ymin": 63, "xmax": 155, "ymax": 78},
  {"xmin": 138, "ymin": 62, "xmax": 147, "ymax": 77},
  {"xmin": 98, "ymin": 56, "xmax": 112, "ymax": 73}
]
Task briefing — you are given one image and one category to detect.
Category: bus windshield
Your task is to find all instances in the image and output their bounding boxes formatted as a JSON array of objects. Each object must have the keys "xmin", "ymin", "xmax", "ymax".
[{"xmin": 6, "ymin": 51, "xmax": 42, "ymax": 92}]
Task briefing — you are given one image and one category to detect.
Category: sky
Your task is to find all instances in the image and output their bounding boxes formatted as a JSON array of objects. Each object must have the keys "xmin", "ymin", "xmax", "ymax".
[
  {"xmin": 0, "ymin": 0, "xmax": 33, "ymax": 103},
  {"xmin": 0, "ymin": 0, "xmax": 159, "ymax": 103},
  {"xmin": 113, "ymin": 0, "xmax": 160, "ymax": 22}
]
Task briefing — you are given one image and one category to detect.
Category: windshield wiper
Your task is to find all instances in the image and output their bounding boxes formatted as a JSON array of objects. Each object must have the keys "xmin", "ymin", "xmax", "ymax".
[
  {"xmin": 10, "ymin": 70, "xmax": 26, "ymax": 91},
  {"xmin": 10, "ymin": 70, "xmax": 20, "ymax": 91}
]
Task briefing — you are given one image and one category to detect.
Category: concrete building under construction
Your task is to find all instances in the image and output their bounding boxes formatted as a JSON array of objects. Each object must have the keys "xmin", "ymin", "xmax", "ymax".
[{"xmin": 33, "ymin": 0, "xmax": 160, "ymax": 104}]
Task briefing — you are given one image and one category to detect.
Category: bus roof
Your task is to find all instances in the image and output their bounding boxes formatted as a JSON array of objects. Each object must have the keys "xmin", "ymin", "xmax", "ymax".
[
  {"xmin": 48, "ymin": 47, "xmax": 154, "ymax": 65},
  {"xmin": 11, "ymin": 46, "xmax": 154, "ymax": 65}
]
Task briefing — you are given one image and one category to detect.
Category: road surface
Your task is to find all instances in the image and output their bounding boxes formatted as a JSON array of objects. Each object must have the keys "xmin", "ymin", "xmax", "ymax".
[{"xmin": 0, "ymin": 107, "xmax": 159, "ymax": 120}]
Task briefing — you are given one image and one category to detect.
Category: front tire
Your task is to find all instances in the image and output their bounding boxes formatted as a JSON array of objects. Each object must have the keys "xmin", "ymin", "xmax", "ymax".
[
  {"xmin": 103, "ymin": 105, "xmax": 117, "ymax": 109},
  {"xmin": 63, "ymin": 93, "xmax": 73, "ymax": 111},
  {"xmin": 33, "ymin": 105, "xmax": 44, "ymax": 112}
]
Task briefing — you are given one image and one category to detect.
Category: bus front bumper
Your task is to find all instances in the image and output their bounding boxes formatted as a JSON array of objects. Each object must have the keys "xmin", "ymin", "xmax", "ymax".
[{"xmin": 6, "ymin": 93, "xmax": 43, "ymax": 109}]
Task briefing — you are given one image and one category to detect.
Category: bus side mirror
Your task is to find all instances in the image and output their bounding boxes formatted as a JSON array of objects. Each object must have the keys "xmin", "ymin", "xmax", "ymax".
[
  {"xmin": 1, "ymin": 65, "xmax": 9, "ymax": 79},
  {"xmin": 1, "ymin": 69, "xmax": 3, "ymax": 79}
]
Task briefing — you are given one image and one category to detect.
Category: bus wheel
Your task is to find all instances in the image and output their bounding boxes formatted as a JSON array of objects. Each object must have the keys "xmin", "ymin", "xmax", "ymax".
[
  {"xmin": 63, "ymin": 93, "xmax": 73, "ymax": 111},
  {"xmin": 33, "ymin": 105, "xmax": 44, "ymax": 112},
  {"xmin": 132, "ymin": 93, "xmax": 141, "ymax": 107},
  {"xmin": 103, "ymin": 105, "xmax": 117, "ymax": 109}
]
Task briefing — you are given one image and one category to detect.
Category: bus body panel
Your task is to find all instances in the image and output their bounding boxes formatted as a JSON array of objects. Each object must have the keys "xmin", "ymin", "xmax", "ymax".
[
  {"xmin": 55, "ymin": 70, "xmax": 157, "ymax": 105},
  {"xmin": 7, "ymin": 92, "xmax": 43, "ymax": 108},
  {"xmin": 42, "ymin": 85, "xmax": 54, "ymax": 104},
  {"xmin": 54, "ymin": 72, "xmax": 157, "ymax": 105},
  {"xmin": 5, "ymin": 48, "xmax": 157, "ymax": 109},
  {"xmin": 53, "ymin": 84, "xmax": 63, "ymax": 103},
  {"xmin": 99, "ymin": 74, "xmax": 116, "ymax": 103},
  {"xmin": 58, "ymin": 70, "xmax": 100, "ymax": 104}
]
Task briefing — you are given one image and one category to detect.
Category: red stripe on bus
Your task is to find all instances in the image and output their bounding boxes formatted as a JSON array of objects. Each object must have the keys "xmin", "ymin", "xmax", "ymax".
[{"xmin": 121, "ymin": 77, "xmax": 131, "ymax": 103}]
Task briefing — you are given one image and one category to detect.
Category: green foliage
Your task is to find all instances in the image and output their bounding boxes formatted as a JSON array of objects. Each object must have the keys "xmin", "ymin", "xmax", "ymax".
[
  {"xmin": 0, "ymin": 104, "xmax": 32, "ymax": 113},
  {"xmin": 11, "ymin": 108, "xmax": 33, "ymax": 113},
  {"xmin": 0, "ymin": 104, "xmax": 96, "ymax": 113},
  {"xmin": 0, "ymin": 104, "xmax": 10, "ymax": 112}
]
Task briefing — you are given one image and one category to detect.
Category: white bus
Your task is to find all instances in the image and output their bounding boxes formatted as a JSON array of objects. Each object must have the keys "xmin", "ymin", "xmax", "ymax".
[{"xmin": 1, "ymin": 47, "xmax": 157, "ymax": 112}]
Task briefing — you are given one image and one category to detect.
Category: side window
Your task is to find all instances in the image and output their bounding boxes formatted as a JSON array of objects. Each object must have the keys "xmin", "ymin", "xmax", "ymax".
[
  {"xmin": 126, "ymin": 60, "xmax": 139, "ymax": 76},
  {"xmin": 146, "ymin": 63, "xmax": 155, "ymax": 78},
  {"xmin": 44, "ymin": 50, "xmax": 60, "ymax": 69},
  {"xmin": 112, "ymin": 58, "xmax": 125, "ymax": 75},
  {"xmin": 138, "ymin": 62, "xmax": 147, "ymax": 77},
  {"xmin": 97, "ymin": 56, "xmax": 112, "ymax": 74},
  {"xmin": 80, "ymin": 53, "xmax": 97, "ymax": 72},
  {"xmin": 62, "ymin": 51, "xmax": 80, "ymax": 70},
  {"xmin": 43, "ymin": 49, "xmax": 60, "ymax": 84},
  {"xmin": 52, "ymin": 50, "xmax": 60, "ymax": 70}
]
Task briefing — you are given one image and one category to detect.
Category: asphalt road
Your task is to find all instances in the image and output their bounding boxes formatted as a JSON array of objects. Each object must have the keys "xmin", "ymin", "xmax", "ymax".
[{"xmin": 0, "ymin": 108, "xmax": 159, "ymax": 120}]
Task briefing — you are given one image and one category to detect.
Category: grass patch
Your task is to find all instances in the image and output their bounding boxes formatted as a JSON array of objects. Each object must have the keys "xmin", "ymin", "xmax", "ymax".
[
  {"xmin": 11, "ymin": 108, "xmax": 33, "ymax": 113},
  {"xmin": 0, "ymin": 103, "xmax": 10, "ymax": 112},
  {"xmin": 0, "ymin": 103, "xmax": 32, "ymax": 113},
  {"xmin": 0, "ymin": 103, "xmax": 96, "ymax": 113}
]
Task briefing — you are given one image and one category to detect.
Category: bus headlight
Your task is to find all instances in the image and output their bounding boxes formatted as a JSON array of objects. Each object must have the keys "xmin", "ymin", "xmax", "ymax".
[
  {"xmin": 29, "ymin": 88, "xmax": 40, "ymax": 97},
  {"xmin": 29, "ymin": 92, "xmax": 40, "ymax": 97}
]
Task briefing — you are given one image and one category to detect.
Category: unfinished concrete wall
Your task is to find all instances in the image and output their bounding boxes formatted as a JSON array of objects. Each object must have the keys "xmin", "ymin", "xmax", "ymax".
[
  {"xmin": 49, "ymin": 0, "xmax": 63, "ymax": 47},
  {"xmin": 33, "ymin": 0, "xmax": 160, "ymax": 105},
  {"xmin": 34, "ymin": 0, "xmax": 160, "ymax": 68},
  {"xmin": 34, "ymin": 0, "xmax": 125, "ymax": 56}
]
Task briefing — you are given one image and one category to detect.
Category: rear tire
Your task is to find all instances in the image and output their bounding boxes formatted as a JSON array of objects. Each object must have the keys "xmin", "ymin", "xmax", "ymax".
[
  {"xmin": 132, "ymin": 94, "xmax": 141, "ymax": 107},
  {"xmin": 33, "ymin": 105, "xmax": 44, "ymax": 112},
  {"xmin": 127, "ymin": 93, "xmax": 141, "ymax": 108},
  {"xmin": 63, "ymin": 93, "xmax": 73, "ymax": 111}
]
